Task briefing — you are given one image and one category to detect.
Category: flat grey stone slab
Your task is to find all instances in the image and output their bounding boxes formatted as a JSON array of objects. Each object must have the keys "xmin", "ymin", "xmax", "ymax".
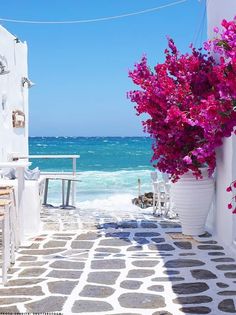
[
  {"xmin": 0, "ymin": 286, "xmax": 44, "ymax": 296},
  {"xmin": 105, "ymin": 232, "xmax": 130, "ymax": 238},
  {"xmin": 19, "ymin": 261, "xmax": 47, "ymax": 267},
  {"xmin": 152, "ymin": 277, "xmax": 184, "ymax": 282},
  {"xmin": 148, "ymin": 244, "xmax": 175, "ymax": 251},
  {"xmin": 118, "ymin": 292, "xmax": 165, "ymax": 309},
  {"xmin": 225, "ymin": 272, "xmax": 236, "ymax": 278},
  {"xmin": 43, "ymin": 240, "xmax": 66, "ymax": 248},
  {"xmin": 95, "ymin": 247, "xmax": 121, "ymax": 253},
  {"xmin": 179, "ymin": 306, "xmax": 211, "ymax": 314},
  {"xmin": 87, "ymin": 271, "xmax": 120, "ymax": 285},
  {"xmin": 173, "ymin": 241, "xmax": 192, "ymax": 250},
  {"xmin": 140, "ymin": 221, "xmax": 157, "ymax": 228},
  {"xmin": 91, "ymin": 259, "xmax": 125, "ymax": 269},
  {"xmin": 47, "ymin": 270, "xmax": 82, "ymax": 279},
  {"xmin": 0, "ymin": 306, "xmax": 19, "ymax": 313},
  {"xmin": 211, "ymin": 257, "xmax": 235, "ymax": 262},
  {"xmin": 17, "ymin": 256, "xmax": 37, "ymax": 261},
  {"xmin": 216, "ymin": 264, "xmax": 236, "ymax": 271},
  {"xmin": 163, "ymin": 270, "xmax": 180, "ymax": 275},
  {"xmin": 6, "ymin": 278, "xmax": 45, "ymax": 287},
  {"xmin": 190, "ymin": 269, "xmax": 217, "ymax": 279},
  {"xmin": 120, "ymin": 280, "xmax": 143, "ymax": 290},
  {"xmin": 133, "ymin": 237, "xmax": 150, "ymax": 244},
  {"xmin": 98, "ymin": 222, "xmax": 119, "ymax": 229},
  {"xmin": 18, "ymin": 268, "xmax": 46, "ymax": 277},
  {"xmin": 76, "ymin": 232, "xmax": 101, "ymax": 240},
  {"xmin": 0, "ymin": 297, "xmax": 31, "ymax": 305},
  {"xmin": 218, "ymin": 299, "xmax": 236, "ymax": 313},
  {"xmin": 218, "ymin": 291, "xmax": 236, "ymax": 296},
  {"xmin": 118, "ymin": 221, "xmax": 138, "ymax": 228},
  {"xmin": 127, "ymin": 269, "xmax": 155, "ymax": 278},
  {"xmin": 19, "ymin": 248, "xmax": 65, "ymax": 255},
  {"xmin": 99, "ymin": 238, "xmax": 131, "ymax": 247},
  {"xmin": 148, "ymin": 285, "xmax": 164, "ymax": 292},
  {"xmin": 48, "ymin": 280, "xmax": 77, "ymax": 294},
  {"xmin": 127, "ymin": 246, "xmax": 143, "ymax": 251},
  {"xmin": 159, "ymin": 223, "xmax": 181, "ymax": 228},
  {"xmin": 199, "ymin": 240, "xmax": 218, "ymax": 244},
  {"xmin": 135, "ymin": 232, "xmax": 160, "ymax": 237},
  {"xmin": 164, "ymin": 259, "xmax": 205, "ymax": 268},
  {"xmin": 132, "ymin": 260, "xmax": 160, "ymax": 268},
  {"xmin": 25, "ymin": 296, "xmax": 67, "ymax": 313},
  {"xmin": 50, "ymin": 260, "xmax": 85, "ymax": 269},
  {"xmin": 72, "ymin": 300, "xmax": 113, "ymax": 313},
  {"xmin": 94, "ymin": 253, "xmax": 110, "ymax": 258},
  {"xmin": 217, "ymin": 282, "xmax": 229, "ymax": 288},
  {"xmin": 79, "ymin": 284, "xmax": 115, "ymax": 298},
  {"xmin": 151, "ymin": 238, "xmax": 165, "ymax": 243},
  {"xmin": 71, "ymin": 241, "xmax": 94, "ymax": 249},
  {"xmin": 208, "ymin": 251, "xmax": 225, "ymax": 256},
  {"xmin": 172, "ymin": 282, "xmax": 209, "ymax": 295},
  {"xmin": 198, "ymin": 245, "xmax": 224, "ymax": 250},
  {"xmin": 173, "ymin": 295, "xmax": 212, "ymax": 304}
]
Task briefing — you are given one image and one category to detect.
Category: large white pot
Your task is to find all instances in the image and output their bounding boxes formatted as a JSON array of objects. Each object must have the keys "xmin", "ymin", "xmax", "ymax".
[{"xmin": 170, "ymin": 168, "xmax": 215, "ymax": 236}]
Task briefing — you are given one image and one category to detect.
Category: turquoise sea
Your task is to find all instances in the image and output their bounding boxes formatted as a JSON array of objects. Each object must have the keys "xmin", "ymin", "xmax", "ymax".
[{"xmin": 29, "ymin": 137, "xmax": 160, "ymax": 209}]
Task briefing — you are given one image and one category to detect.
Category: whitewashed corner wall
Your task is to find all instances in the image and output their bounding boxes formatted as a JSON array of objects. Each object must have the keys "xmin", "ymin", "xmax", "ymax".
[
  {"xmin": 0, "ymin": 25, "xmax": 29, "ymax": 161},
  {"xmin": 207, "ymin": 0, "xmax": 236, "ymax": 250}
]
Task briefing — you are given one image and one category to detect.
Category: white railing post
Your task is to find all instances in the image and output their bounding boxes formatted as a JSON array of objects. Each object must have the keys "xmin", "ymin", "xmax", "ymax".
[{"xmin": 72, "ymin": 157, "xmax": 77, "ymax": 206}]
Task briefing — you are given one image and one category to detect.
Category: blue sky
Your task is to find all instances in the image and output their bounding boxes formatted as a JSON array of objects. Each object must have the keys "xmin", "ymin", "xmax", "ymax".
[{"xmin": 0, "ymin": 0, "xmax": 206, "ymax": 136}]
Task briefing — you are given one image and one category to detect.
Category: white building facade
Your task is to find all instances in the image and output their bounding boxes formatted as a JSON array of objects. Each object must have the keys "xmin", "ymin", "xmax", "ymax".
[
  {"xmin": 207, "ymin": 0, "xmax": 236, "ymax": 252},
  {"xmin": 0, "ymin": 25, "xmax": 29, "ymax": 162}
]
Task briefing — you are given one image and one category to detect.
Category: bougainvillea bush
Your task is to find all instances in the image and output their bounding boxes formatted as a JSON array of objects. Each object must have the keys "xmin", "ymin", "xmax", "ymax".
[{"xmin": 128, "ymin": 18, "xmax": 236, "ymax": 182}]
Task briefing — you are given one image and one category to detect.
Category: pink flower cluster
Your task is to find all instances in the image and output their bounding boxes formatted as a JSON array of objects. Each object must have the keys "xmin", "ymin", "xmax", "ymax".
[
  {"xmin": 226, "ymin": 181, "xmax": 236, "ymax": 214},
  {"xmin": 204, "ymin": 17, "xmax": 236, "ymax": 60},
  {"xmin": 128, "ymin": 18, "xmax": 236, "ymax": 182}
]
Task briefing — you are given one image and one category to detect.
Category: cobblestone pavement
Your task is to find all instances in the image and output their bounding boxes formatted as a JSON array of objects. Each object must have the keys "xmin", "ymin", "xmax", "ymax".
[{"xmin": 0, "ymin": 206, "xmax": 236, "ymax": 315}]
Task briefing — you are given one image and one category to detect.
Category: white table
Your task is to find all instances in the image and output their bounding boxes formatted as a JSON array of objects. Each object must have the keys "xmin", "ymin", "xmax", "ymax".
[{"xmin": 0, "ymin": 161, "xmax": 31, "ymax": 243}]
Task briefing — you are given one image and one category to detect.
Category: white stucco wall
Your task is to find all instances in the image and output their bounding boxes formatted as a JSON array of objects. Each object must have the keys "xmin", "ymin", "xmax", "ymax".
[
  {"xmin": 0, "ymin": 25, "xmax": 29, "ymax": 162},
  {"xmin": 207, "ymin": 0, "xmax": 236, "ymax": 250}
]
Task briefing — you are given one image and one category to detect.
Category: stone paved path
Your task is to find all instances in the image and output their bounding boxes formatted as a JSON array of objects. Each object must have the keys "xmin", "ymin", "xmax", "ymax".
[{"xmin": 0, "ymin": 206, "xmax": 236, "ymax": 314}]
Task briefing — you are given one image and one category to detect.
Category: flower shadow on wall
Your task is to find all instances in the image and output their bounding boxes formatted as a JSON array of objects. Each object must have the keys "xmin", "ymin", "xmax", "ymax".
[{"xmin": 128, "ymin": 17, "xmax": 236, "ymax": 185}]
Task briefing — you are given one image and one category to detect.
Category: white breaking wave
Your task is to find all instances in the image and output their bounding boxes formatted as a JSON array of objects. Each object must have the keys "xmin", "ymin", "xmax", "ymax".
[
  {"xmin": 44, "ymin": 169, "xmax": 159, "ymax": 205},
  {"xmin": 77, "ymin": 193, "xmax": 138, "ymax": 212}
]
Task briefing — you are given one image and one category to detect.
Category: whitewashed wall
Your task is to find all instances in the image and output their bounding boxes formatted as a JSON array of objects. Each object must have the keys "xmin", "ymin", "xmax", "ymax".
[
  {"xmin": 207, "ymin": 0, "xmax": 236, "ymax": 250},
  {"xmin": 0, "ymin": 25, "xmax": 29, "ymax": 161}
]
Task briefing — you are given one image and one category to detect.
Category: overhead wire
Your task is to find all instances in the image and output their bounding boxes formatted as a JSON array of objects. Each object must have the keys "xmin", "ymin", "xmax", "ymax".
[
  {"xmin": 0, "ymin": 0, "xmax": 187, "ymax": 25},
  {"xmin": 193, "ymin": 0, "xmax": 207, "ymax": 47}
]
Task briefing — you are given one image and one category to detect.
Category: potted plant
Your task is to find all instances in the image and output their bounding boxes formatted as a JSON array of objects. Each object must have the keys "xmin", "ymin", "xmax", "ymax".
[{"xmin": 128, "ymin": 20, "xmax": 236, "ymax": 235}]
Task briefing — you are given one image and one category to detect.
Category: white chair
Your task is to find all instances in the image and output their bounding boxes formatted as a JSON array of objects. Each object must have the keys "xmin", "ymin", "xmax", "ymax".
[
  {"xmin": 0, "ymin": 187, "xmax": 19, "ymax": 250},
  {"xmin": 0, "ymin": 199, "xmax": 15, "ymax": 284},
  {"xmin": 151, "ymin": 171, "xmax": 158, "ymax": 182},
  {"xmin": 151, "ymin": 172, "xmax": 171, "ymax": 216}
]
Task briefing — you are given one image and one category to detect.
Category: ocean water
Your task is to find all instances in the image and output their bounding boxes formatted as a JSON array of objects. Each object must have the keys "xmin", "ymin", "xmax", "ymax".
[{"xmin": 29, "ymin": 137, "xmax": 160, "ymax": 210}]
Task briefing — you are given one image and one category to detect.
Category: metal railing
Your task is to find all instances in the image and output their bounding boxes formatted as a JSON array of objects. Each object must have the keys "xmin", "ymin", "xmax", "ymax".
[{"xmin": 11, "ymin": 154, "xmax": 80, "ymax": 206}]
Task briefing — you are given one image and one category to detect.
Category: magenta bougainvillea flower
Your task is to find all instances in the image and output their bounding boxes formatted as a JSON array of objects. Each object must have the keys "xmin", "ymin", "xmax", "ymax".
[{"xmin": 128, "ymin": 17, "xmax": 236, "ymax": 183}]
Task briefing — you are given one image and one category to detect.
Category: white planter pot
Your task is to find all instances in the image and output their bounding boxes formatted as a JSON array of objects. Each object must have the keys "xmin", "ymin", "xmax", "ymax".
[{"xmin": 170, "ymin": 169, "xmax": 215, "ymax": 236}]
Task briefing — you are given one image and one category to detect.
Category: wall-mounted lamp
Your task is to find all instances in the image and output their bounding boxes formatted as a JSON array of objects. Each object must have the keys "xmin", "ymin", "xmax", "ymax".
[
  {"xmin": 14, "ymin": 37, "xmax": 21, "ymax": 44},
  {"xmin": 0, "ymin": 61, "xmax": 10, "ymax": 75},
  {"xmin": 22, "ymin": 77, "xmax": 35, "ymax": 88}
]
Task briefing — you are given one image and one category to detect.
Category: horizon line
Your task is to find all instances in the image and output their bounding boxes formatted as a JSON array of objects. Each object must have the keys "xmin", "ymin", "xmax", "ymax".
[{"xmin": 29, "ymin": 135, "xmax": 149, "ymax": 138}]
